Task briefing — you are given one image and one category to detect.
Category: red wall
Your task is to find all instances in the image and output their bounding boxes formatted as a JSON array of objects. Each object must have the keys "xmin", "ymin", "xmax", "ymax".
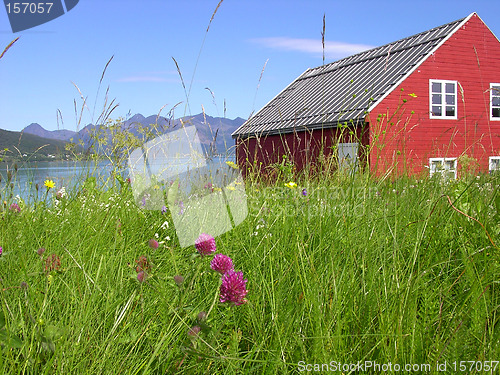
[
  {"xmin": 369, "ymin": 13, "xmax": 500, "ymax": 177},
  {"xmin": 235, "ymin": 124, "xmax": 368, "ymax": 178}
]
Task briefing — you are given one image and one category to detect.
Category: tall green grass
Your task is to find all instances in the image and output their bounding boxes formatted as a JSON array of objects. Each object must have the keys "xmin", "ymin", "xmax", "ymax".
[
  {"xmin": 0, "ymin": 167, "xmax": 498, "ymax": 373},
  {"xmin": 1, "ymin": 4, "xmax": 499, "ymax": 373}
]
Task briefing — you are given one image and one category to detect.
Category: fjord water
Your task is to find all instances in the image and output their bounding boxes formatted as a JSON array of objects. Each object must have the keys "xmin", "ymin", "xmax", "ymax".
[
  {"xmin": 0, "ymin": 160, "xmax": 118, "ymax": 203},
  {"xmin": 0, "ymin": 156, "xmax": 236, "ymax": 204}
]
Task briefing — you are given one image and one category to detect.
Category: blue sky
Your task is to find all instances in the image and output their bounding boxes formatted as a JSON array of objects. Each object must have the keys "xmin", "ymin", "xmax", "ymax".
[{"xmin": 1, "ymin": 0, "xmax": 499, "ymax": 132}]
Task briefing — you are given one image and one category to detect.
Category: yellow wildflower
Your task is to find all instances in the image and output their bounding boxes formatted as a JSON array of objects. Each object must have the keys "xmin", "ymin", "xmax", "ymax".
[
  {"xmin": 44, "ymin": 179, "xmax": 55, "ymax": 189},
  {"xmin": 226, "ymin": 161, "xmax": 239, "ymax": 169},
  {"xmin": 284, "ymin": 181, "xmax": 297, "ymax": 189}
]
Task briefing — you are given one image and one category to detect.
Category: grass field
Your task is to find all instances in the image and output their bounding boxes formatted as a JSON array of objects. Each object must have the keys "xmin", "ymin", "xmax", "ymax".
[{"xmin": 0, "ymin": 166, "xmax": 499, "ymax": 374}]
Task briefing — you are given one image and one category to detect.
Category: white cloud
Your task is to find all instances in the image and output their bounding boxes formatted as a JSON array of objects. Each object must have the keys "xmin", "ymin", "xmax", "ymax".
[{"xmin": 250, "ymin": 37, "xmax": 374, "ymax": 59}]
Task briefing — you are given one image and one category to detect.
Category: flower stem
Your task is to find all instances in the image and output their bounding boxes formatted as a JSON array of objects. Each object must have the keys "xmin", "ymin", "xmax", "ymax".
[{"xmin": 206, "ymin": 285, "xmax": 220, "ymax": 319}]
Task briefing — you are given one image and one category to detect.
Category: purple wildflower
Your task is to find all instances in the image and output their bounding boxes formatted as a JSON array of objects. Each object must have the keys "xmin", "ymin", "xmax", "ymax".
[
  {"xmin": 148, "ymin": 239, "xmax": 159, "ymax": 249},
  {"xmin": 137, "ymin": 271, "xmax": 146, "ymax": 283},
  {"xmin": 195, "ymin": 233, "xmax": 216, "ymax": 256},
  {"xmin": 161, "ymin": 205, "xmax": 168, "ymax": 214},
  {"xmin": 135, "ymin": 256, "xmax": 150, "ymax": 273},
  {"xmin": 219, "ymin": 270, "xmax": 248, "ymax": 305},
  {"xmin": 210, "ymin": 254, "xmax": 234, "ymax": 275},
  {"xmin": 197, "ymin": 311, "xmax": 207, "ymax": 321},
  {"xmin": 173, "ymin": 275, "xmax": 184, "ymax": 286},
  {"xmin": 9, "ymin": 203, "xmax": 20, "ymax": 213},
  {"xmin": 187, "ymin": 325, "xmax": 201, "ymax": 338},
  {"xmin": 302, "ymin": 188, "xmax": 307, "ymax": 196},
  {"xmin": 44, "ymin": 254, "xmax": 61, "ymax": 273},
  {"xmin": 141, "ymin": 193, "xmax": 150, "ymax": 207}
]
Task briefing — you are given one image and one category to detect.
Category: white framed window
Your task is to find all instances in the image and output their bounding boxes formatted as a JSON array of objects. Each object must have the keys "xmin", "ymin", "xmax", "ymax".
[
  {"xmin": 490, "ymin": 84, "xmax": 500, "ymax": 120},
  {"xmin": 430, "ymin": 80, "xmax": 457, "ymax": 119},
  {"xmin": 429, "ymin": 157, "xmax": 457, "ymax": 179},
  {"xmin": 489, "ymin": 156, "xmax": 500, "ymax": 173}
]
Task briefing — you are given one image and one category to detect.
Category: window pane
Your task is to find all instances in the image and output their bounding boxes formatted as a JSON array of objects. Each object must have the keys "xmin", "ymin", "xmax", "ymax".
[
  {"xmin": 445, "ymin": 170, "xmax": 455, "ymax": 179},
  {"xmin": 492, "ymin": 97, "xmax": 500, "ymax": 106},
  {"xmin": 432, "ymin": 94, "xmax": 442, "ymax": 104},
  {"xmin": 432, "ymin": 106, "xmax": 442, "ymax": 116},
  {"xmin": 445, "ymin": 106, "xmax": 455, "ymax": 116},
  {"xmin": 445, "ymin": 83, "xmax": 455, "ymax": 94},
  {"xmin": 446, "ymin": 94, "xmax": 455, "ymax": 105},
  {"xmin": 445, "ymin": 160, "xmax": 455, "ymax": 170},
  {"xmin": 491, "ymin": 158, "xmax": 500, "ymax": 172},
  {"xmin": 492, "ymin": 108, "xmax": 500, "ymax": 118},
  {"xmin": 492, "ymin": 86, "xmax": 500, "ymax": 95},
  {"xmin": 430, "ymin": 160, "xmax": 442, "ymax": 172},
  {"xmin": 432, "ymin": 82, "xmax": 441, "ymax": 93}
]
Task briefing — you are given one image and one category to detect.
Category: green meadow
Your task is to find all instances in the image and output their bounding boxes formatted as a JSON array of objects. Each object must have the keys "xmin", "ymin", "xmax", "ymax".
[
  {"xmin": 0, "ymin": 166, "xmax": 499, "ymax": 373},
  {"xmin": 1, "ymin": 3, "xmax": 500, "ymax": 372}
]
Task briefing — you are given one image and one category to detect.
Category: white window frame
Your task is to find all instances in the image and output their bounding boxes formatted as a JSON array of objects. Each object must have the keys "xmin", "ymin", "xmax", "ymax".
[
  {"xmin": 490, "ymin": 83, "xmax": 500, "ymax": 120},
  {"xmin": 489, "ymin": 156, "xmax": 500, "ymax": 173},
  {"xmin": 429, "ymin": 157, "xmax": 457, "ymax": 179},
  {"xmin": 429, "ymin": 79, "xmax": 458, "ymax": 119}
]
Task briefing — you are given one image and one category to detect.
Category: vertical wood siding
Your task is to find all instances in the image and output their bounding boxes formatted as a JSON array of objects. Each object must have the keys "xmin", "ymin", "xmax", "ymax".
[{"xmin": 369, "ymin": 14, "xmax": 500, "ymax": 177}]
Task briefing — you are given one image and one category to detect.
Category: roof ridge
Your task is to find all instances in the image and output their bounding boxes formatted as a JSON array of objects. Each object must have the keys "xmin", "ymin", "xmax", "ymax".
[
  {"xmin": 233, "ymin": 13, "xmax": 480, "ymax": 138},
  {"xmin": 300, "ymin": 15, "xmax": 467, "ymax": 80}
]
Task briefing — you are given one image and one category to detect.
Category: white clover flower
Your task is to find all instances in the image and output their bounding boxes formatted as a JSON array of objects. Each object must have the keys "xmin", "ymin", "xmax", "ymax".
[{"xmin": 56, "ymin": 187, "xmax": 67, "ymax": 199}]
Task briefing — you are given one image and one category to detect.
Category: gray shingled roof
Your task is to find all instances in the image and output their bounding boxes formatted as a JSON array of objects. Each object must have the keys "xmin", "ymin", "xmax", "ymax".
[{"xmin": 233, "ymin": 15, "xmax": 469, "ymax": 138}]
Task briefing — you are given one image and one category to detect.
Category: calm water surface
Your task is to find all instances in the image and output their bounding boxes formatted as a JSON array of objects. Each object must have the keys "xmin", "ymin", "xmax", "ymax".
[
  {"xmin": 0, "ymin": 160, "xmax": 117, "ymax": 203},
  {"xmin": 0, "ymin": 156, "xmax": 235, "ymax": 203}
]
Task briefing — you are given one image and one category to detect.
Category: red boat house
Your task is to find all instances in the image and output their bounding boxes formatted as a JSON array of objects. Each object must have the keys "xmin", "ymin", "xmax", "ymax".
[{"xmin": 232, "ymin": 13, "xmax": 500, "ymax": 178}]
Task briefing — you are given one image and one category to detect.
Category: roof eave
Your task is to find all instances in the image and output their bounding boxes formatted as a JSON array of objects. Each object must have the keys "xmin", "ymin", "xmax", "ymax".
[
  {"xmin": 231, "ymin": 67, "xmax": 311, "ymax": 138},
  {"xmin": 233, "ymin": 119, "xmax": 368, "ymax": 140}
]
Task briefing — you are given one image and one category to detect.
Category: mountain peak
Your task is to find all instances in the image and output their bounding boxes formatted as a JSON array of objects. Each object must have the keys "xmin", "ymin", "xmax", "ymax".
[
  {"xmin": 128, "ymin": 113, "xmax": 146, "ymax": 123},
  {"xmin": 24, "ymin": 123, "xmax": 44, "ymax": 131},
  {"xmin": 22, "ymin": 123, "xmax": 77, "ymax": 141}
]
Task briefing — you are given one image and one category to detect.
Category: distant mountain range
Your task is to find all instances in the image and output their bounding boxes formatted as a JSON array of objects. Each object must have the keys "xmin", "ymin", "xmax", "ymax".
[
  {"xmin": 0, "ymin": 128, "xmax": 69, "ymax": 161},
  {"xmin": 0, "ymin": 113, "xmax": 245, "ymax": 162},
  {"xmin": 22, "ymin": 123, "xmax": 77, "ymax": 141},
  {"xmin": 22, "ymin": 113, "xmax": 245, "ymax": 156}
]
